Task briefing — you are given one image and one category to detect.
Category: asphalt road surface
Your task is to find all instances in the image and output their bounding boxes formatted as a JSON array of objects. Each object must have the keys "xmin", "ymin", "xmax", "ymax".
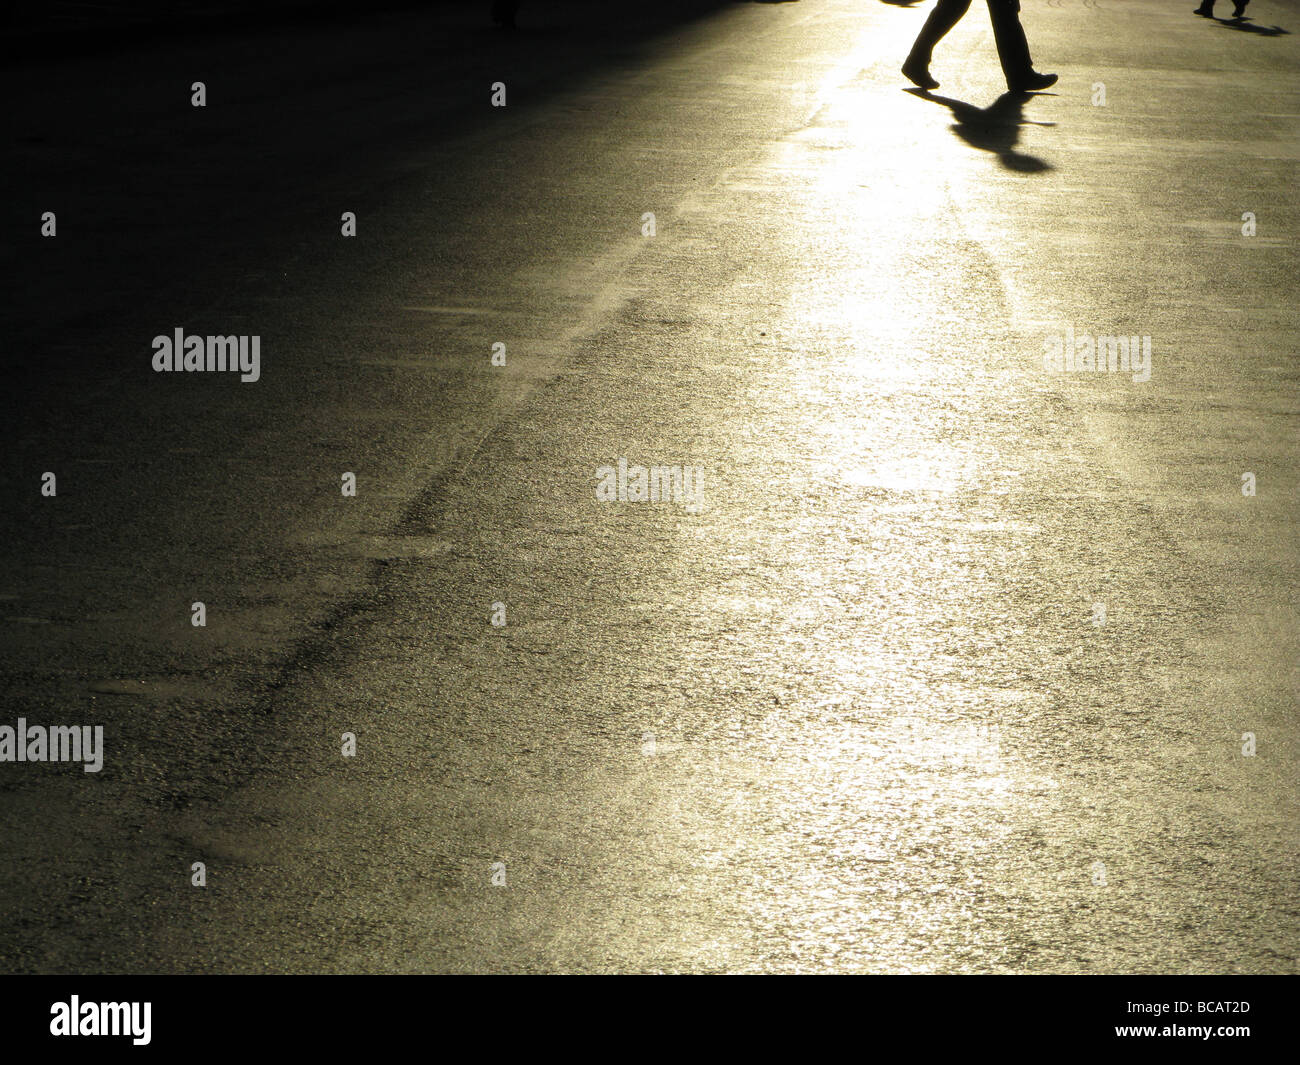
[{"xmin": 1, "ymin": 0, "xmax": 1297, "ymax": 973}]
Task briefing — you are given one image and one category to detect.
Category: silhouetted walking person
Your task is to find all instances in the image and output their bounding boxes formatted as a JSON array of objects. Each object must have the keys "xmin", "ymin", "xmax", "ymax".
[
  {"xmin": 1194, "ymin": 1, "xmax": 1250, "ymax": 17},
  {"xmin": 902, "ymin": 0, "xmax": 1057, "ymax": 93}
]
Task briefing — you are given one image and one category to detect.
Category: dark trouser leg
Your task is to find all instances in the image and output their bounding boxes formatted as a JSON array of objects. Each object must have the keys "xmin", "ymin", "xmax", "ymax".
[
  {"xmin": 907, "ymin": 0, "xmax": 975, "ymax": 64},
  {"xmin": 987, "ymin": 0, "xmax": 1034, "ymax": 85}
]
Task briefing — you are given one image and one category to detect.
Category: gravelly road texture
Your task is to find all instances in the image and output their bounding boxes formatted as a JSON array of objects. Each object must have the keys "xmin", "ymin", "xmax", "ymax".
[{"xmin": 1, "ymin": 0, "xmax": 1296, "ymax": 973}]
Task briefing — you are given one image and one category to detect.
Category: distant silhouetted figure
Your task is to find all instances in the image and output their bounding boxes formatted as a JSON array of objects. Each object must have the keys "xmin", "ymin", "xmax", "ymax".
[
  {"xmin": 902, "ymin": 1, "xmax": 1057, "ymax": 93},
  {"xmin": 491, "ymin": 0, "xmax": 519, "ymax": 29},
  {"xmin": 1195, "ymin": 0, "xmax": 1250, "ymax": 17}
]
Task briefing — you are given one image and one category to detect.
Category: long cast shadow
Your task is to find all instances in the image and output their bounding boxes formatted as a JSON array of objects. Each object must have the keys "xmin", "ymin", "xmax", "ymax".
[
  {"xmin": 1210, "ymin": 16, "xmax": 1290, "ymax": 35},
  {"xmin": 906, "ymin": 88, "xmax": 1055, "ymax": 172}
]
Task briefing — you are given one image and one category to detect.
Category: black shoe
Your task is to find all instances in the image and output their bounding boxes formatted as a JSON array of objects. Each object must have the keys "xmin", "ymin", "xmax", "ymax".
[
  {"xmin": 1194, "ymin": 3, "xmax": 1214, "ymax": 15},
  {"xmin": 1008, "ymin": 70, "xmax": 1058, "ymax": 92},
  {"xmin": 901, "ymin": 57, "xmax": 939, "ymax": 91},
  {"xmin": 1232, "ymin": 0, "xmax": 1249, "ymax": 17}
]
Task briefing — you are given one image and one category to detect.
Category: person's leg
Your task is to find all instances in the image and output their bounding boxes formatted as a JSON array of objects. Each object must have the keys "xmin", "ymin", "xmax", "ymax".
[
  {"xmin": 987, "ymin": 0, "xmax": 1032, "ymax": 83},
  {"xmin": 988, "ymin": 0, "xmax": 1056, "ymax": 91},
  {"xmin": 909, "ymin": 0, "xmax": 975, "ymax": 62},
  {"xmin": 1194, "ymin": 2, "xmax": 1216, "ymax": 15},
  {"xmin": 903, "ymin": 0, "xmax": 973, "ymax": 88}
]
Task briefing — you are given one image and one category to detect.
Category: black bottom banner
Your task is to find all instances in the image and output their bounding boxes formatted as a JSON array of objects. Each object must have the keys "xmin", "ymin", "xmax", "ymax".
[{"xmin": 0, "ymin": 974, "xmax": 1287, "ymax": 1054}]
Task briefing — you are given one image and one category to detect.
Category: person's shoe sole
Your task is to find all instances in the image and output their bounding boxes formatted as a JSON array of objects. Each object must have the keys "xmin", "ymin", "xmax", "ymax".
[
  {"xmin": 1009, "ymin": 72, "xmax": 1058, "ymax": 92},
  {"xmin": 901, "ymin": 61, "xmax": 939, "ymax": 91}
]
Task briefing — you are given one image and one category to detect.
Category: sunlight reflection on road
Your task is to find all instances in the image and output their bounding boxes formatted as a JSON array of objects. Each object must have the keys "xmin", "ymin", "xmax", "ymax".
[{"xmin": 611, "ymin": 30, "xmax": 1075, "ymax": 970}]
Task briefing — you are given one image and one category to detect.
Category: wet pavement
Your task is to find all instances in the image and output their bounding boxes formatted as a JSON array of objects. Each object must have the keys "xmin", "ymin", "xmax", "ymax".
[{"xmin": 1, "ymin": 0, "xmax": 1297, "ymax": 972}]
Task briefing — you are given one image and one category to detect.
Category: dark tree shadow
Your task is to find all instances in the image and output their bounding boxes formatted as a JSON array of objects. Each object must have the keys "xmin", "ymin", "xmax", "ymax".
[
  {"xmin": 1211, "ymin": 16, "xmax": 1290, "ymax": 35},
  {"xmin": 905, "ymin": 88, "xmax": 1056, "ymax": 172}
]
